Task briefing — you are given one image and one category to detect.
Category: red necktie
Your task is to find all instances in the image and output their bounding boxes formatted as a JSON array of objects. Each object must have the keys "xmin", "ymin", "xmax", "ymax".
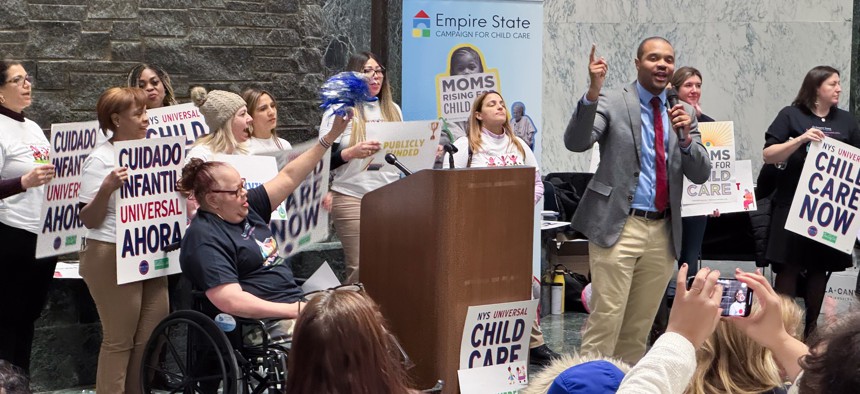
[{"xmin": 650, "ymin": 97, "xmax": 668, "ymax": 212}]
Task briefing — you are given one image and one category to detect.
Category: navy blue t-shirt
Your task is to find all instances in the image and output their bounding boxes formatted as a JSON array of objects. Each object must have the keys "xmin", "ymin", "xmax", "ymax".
[{"xmin": 180, "ymin": 186, "xmax": 302, "ymax": 303}]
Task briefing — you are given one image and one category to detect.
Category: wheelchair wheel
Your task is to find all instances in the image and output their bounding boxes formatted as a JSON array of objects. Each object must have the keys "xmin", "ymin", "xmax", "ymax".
[{"xmin": 141, "ymin": 310, "xmax": 244, "ymax": 394}]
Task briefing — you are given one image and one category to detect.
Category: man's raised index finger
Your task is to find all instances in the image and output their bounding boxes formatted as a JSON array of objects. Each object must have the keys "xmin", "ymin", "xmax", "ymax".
[{"xmin": 590, "ymin": 44, "xmax": 596, "ymax": 63}]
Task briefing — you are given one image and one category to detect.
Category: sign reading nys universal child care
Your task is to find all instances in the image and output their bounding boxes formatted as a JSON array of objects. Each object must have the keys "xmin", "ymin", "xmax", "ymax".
[
  {"xmin": 146, "ymin": 103, "xmax": 210, "ymax": 149},
  {"xmin": 115, "ymin": 137, "xmax": 186, "ymax": 284},
  {"xmin": 36, "ymin": 121, "xmax": 101, "ymax": 258},
  {"xmin": 786, "ymin": 139, "xmax": 860, "ymax": 254},
  {"xmin": 365, "ymin": 120, "xmax": 439, "ymax": 174},
  {"xmin": 259, "ymin": 139, "xmax": 331, "ymax": 256},
  {"xmin": 683, "ymin": 121, "xmax": 737, "ymax": 205},
  {"xmin": 402, "ymin": 0, "xmax": 544, "ymax": 159},
  {"xmin": 458, "ymin": 299, "xmax": 537, "ymax": 393}
]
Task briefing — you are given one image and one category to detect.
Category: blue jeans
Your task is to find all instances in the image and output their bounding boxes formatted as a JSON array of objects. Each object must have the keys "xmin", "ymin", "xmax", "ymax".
[{"xmin": 667, "ymin": 215, "xmax": 708, "ymax": 298}]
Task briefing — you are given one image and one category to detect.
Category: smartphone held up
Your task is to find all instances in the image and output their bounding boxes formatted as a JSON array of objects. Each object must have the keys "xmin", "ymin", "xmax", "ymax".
[{"xmin": 687, "ymin": 277, "xmax": 753, "ymax": 317}]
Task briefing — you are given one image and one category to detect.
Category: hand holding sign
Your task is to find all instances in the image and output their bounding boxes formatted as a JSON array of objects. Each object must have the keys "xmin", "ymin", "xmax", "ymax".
[
  {"xmin": 345, "ymin": 140, "xmax": 382, "ymax": 160},
  {"xmin": 102, "ymin": 167, "xmax": 129, "ymax": 192},
  {"xmin": 800, "ymin": 127, "xmax": 825, "ymax": 143},
  {"xmin": 22, "ymin": 164, "xmax": 56, "ymax": 189}
]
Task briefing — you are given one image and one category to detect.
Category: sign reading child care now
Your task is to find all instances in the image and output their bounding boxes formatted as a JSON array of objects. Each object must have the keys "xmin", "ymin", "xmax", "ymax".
[
  {"xmin": 786, "ymin": 139, "xmax": 860, "ymax": 254},
  {"xmin": 36, "ymin": 121, "xmax": 100, "ymax": 258},
  {"xmin": 115, "ymin": 137, "xmax": 186, "ymax": 284}
]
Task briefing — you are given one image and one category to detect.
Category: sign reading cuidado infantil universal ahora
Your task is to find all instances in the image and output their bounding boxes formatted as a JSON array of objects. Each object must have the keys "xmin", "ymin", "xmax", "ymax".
[
  {"xmin": 36, "ymin": 121, "xmax": 100, "ymax": 258},
  {"xmin": 114, "ymin": 137, "xmax": 186, "ymax": 284},
  {"xmin": 786, "ymin": 139, "xmax": 860, "ymax": 254},
  {"xmin": 457, "ymin": 299, "xmax": 537, "ymax": 393}
]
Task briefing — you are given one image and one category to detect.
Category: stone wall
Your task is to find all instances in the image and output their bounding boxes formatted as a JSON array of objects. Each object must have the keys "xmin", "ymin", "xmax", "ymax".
[
  {"xmin": 2, "ymin": 0, "xmax": 370, "ymax": 143},
  {"xmin": 2, "ymin": 0, "xmax": 370, "ymax": 390}
]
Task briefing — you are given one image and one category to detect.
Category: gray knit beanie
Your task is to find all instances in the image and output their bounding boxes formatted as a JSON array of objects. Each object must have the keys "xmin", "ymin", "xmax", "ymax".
[{"xmin": 190, "ymin": 87, "xmax": 245, "ymax": 132}]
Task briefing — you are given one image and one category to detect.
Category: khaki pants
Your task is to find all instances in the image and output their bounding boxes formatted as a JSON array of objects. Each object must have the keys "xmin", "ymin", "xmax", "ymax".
[
  {"xmin": 331, "ymin": 191, "xmax": 362, "ymax": 284},
  {"xmin": 80, "ymin": 239, "xmax": 169, "ymax": 394},
  {"xmin": 580, "ymin": 216, "xmax": 674, "ymax": 364}
]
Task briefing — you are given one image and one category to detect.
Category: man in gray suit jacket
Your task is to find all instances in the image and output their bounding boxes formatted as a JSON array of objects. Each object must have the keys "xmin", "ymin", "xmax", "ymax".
[{"xmin": 564, "ymin": 37, "xmax": 711, "ymax": 363}]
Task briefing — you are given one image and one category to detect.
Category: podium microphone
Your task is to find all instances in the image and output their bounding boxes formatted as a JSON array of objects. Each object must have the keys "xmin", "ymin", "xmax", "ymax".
[
  {"xmin": 443, "ymin": 143, "xmax": 458, "ymax": 169},
  {"xmin": 666, "ymin": 88, "xmax": 683, "ymax": 141},
  {"xmin": 385, "ymin": 153, "xmax": 413, "ymax": 176}
]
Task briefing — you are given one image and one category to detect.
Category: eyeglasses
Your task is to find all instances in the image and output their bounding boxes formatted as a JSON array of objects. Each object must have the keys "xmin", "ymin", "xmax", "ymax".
[
  {"xmin": 297, "ymin": 282, "xmax": 415, "ymax": 370},
  {"xmin": 6, "ymin": 75, "xmax": 32, "ymax": 87},
  {"xmin": 301, "ymin": 282, "xmax": 364, "ymax": 301},
  {"xmin": 362, "ymin": 67, "xmax": 385, "ymax": 77},
  {"xmin": 210, "ymin": 178, "xmax": 246, "ymax": 197}
]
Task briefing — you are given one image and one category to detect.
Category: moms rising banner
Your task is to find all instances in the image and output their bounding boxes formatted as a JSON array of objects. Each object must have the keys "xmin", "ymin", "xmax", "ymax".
[{"xmin": 402, "ymin": 0, "xmax": 544, "ymax": 159}]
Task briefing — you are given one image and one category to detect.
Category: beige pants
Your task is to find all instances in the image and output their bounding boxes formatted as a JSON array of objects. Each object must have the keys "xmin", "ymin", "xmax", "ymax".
[
  {"xmin": 580, "ymin": 216, "xmax": 674, "ymax": 364},
  {"xmin": 80, "ymin": 239, "xmax": 169, "ymax": 394},
  {"xmin": 331, "ymin": 191, "xmax": 362, "ymax": 284}
]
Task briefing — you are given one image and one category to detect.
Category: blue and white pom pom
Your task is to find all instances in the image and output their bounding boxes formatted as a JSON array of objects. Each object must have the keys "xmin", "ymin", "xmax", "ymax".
[{"xmin": 319, "ymin": 71, "xmax": 377, "ymax": 116}]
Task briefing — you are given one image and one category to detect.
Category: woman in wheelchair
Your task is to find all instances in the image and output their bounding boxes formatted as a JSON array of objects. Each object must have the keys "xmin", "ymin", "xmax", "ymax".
[
  {"xmin": 286, "ymin": 285, "xmax": 416, "ymax": 394},
  {"xmin": 176, "ymin": 109, "xmax": 351, "ymax": 324}
]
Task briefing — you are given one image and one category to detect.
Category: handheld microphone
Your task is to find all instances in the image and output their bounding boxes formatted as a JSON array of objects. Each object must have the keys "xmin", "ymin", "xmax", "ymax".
[
  {"xmin": 443, "ymin": 143, "xmax": 458, "ymax": 169},
  {"xmin": 384, "ymin": 153, "xmax": 413, "ymax": 176},
  {"xmin": 665, "ymin": 88, "xmax": 683, "ymax": 141}
]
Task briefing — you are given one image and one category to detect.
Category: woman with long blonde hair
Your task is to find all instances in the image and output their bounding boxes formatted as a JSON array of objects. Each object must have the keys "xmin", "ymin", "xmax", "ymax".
[
  {"xmin": 684, "ymin": 295, "xmax": 803, "ymax": 394},
  {"xmin": 319, "ymin": 51, "xmax": 403, "ymax": 284}
]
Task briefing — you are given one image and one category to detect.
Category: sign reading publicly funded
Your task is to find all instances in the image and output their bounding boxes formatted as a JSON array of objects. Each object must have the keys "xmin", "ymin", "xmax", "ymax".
[
  {"xmin": 402, "ymin": 0, "xmax": 544, "ymax": 159},
  {"xmin": 146, "ymin": 102, "xmax": 210, "ymax": 149},
  {"xmin": 365, "ymin": 120, "xmax": 440, "ymax": 173},
  {"xmin": 115, "ymin": 136, "xmax": 186, "ymax": 284},
  {"xmin": 457, "ymin": 299, "xmax": 538, "ymax": 393},
  {"xmin": 786, "ymin": 139, "xmax": 860, "ymax": 254},
  {"xmin": 36, "ymin": 121, "xmax": 101, "ymax": 258},
  {"xmin": 683, "ymin": 121, "xmax": 737, "ymax": 205}
]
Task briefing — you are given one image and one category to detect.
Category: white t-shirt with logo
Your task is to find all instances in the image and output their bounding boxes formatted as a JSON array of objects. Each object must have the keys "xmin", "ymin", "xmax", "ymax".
[
  {"xmin": 0, "ymin": 115, "xmax": 51, "ymax": 233},
  {"xmin": 247, "ymin": 136, "xmax": 291, "ymax": 154},
  {"xmin": 318, "ymin": 101, "xmax": 403, "ymax": 199},
  {"xmin": 79, "ymin": 142, "xmax": 117, "ymax": 243}
]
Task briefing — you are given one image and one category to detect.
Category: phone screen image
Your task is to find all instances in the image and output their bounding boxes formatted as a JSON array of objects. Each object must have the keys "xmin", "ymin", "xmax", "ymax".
[{"xmin": 687, "ymin": 277, "xmax": 753, "ymax": 317}]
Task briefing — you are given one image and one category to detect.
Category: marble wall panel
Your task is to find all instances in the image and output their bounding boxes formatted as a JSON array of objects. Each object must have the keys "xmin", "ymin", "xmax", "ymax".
[{"xmin": 542, "ymin": 0, "xmax": 853, "ymax": 176}]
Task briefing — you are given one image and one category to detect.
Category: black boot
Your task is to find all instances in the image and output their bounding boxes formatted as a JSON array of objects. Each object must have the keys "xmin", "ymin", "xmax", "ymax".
[{"xmin": 529, "ymin": 344, "xmax": 561, "ymax": 367}]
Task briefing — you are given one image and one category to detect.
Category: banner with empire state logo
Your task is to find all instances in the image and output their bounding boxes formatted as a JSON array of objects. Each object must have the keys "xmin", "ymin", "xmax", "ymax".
[{"xmin": 402, "ymin": 0, "xmax": 544, "ymax": 161}]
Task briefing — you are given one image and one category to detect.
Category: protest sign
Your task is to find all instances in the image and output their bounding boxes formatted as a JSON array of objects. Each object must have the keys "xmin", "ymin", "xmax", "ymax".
[
  {"xmin": 115, "ymin": 137, "xmax": 186, "ymax": 284},
  {"xmin": 786, "ymin": 139, "xmax": 860, "ymax": 254},
  {"xmin": 682, "ymin": 160, "xmax": 757, "ymax": 217},
  {"xmin": 458, "ymin": 299, "xmax": 537, "ymax": 393},
  {"xmin": 36, "ymin": 121, "xmax": 101, "ymax": 258},
  {"xmin": 436, "ymin": 70, "xmax": 501, "ymax": 122},
  {"xmin": 458, "ymin": 360, "xmax": 529, "ymax": 394},
  {"xmin": 364, "ymin": 120, "xmax": 439, "ymax": 174},
  {"xmin": 683, "ymin": 121, "xmax": 736, "ymax": 204},
  {"xmin": 146, "ymin": 103, "xmax": 209, "ymax": 149},
  {"xmin": 223, "ymin": 139, "xmax": 330, "ymax": 257},
  {"xmin": 460, "ymin": 299, "xmax": 537, "ymax": 369}
]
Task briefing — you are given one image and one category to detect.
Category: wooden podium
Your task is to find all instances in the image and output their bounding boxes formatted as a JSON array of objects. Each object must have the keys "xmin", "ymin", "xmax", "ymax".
[{"xmin": 361, "ymin": 167, "xmax": 535, "ymax": 392}]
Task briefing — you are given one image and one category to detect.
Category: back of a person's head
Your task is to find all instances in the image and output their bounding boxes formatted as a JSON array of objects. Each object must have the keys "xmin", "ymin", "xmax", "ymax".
[
  {"xmin": 0, "ymin": 360, "xmax": 31, "ymax": 394},
  {"xmin": 285, "ymin": 290, "xmax": 412, "ymax": 394},
  {"xmin": 524, "ymin": 353, "xmax": 630, "ymax": 394},
  {"xmin": 686, "ymin": 297, "xmax": 803, "ymax": 394},
  {"xmin": 798, "ymin": 310, "xmax": 860, "ymax": 393}
]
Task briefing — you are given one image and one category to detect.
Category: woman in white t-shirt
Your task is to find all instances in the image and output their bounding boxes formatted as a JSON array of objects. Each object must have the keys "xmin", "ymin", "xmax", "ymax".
[
  {"xmin": 78, "ymin": 87, "xmax": 165, "ymax": 393},
  {"xmin": 242, "ymin": 88, "xmax": 292, "ymax": 154},
  {"xmin": 319, "ymin": 51, "xmax": 403, "ymax": 284},
  {"xmin": 0, "ymin": 60, "xmax": 58, "ymax": 374},
  {"xmin": 446, "ymin": 91, "xmax": 543, "ymax": 204}
]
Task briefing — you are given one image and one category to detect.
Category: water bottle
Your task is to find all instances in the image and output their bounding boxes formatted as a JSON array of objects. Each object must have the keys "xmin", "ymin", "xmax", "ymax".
[{"xmin": 551, "ymin": 266, "xmax": 566, "ymax": 314}]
